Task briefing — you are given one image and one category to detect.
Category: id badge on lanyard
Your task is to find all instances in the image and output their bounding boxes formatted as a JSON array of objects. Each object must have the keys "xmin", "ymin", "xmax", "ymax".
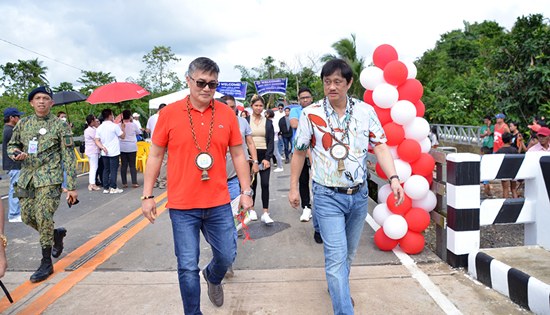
[{"xmin": 28, "ymin": 137, "xmax": 38, "ymax": 154}]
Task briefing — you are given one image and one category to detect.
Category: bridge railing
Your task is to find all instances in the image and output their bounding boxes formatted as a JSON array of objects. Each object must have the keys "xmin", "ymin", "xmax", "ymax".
[{"xmin": 433, "ymin": 124, "xmax": 482, "ymax": 146}]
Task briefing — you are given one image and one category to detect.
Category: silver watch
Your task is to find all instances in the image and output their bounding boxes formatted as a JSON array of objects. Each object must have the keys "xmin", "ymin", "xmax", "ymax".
[{"xmin": 241, "ymin": 189, "xmax": 254, "ymax": 196}]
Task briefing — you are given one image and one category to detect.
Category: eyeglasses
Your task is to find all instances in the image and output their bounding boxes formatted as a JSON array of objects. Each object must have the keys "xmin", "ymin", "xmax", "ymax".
[
  {"xmin": 323, "ymin": 79, "xmax": 346, "ymax": 86},
  {"xmin": 189, "ymin": 75, "xmax": 218, "ymax": 90}
]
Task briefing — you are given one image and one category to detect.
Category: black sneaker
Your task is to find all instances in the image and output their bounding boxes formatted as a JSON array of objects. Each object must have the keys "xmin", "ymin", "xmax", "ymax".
[
  {"xmin": 202, "ymin": 269, "xmax": 224, "ymax": 307},
  {"xmin": 314, "ymin": 231, "xmax": 323, "ymax": 244}
]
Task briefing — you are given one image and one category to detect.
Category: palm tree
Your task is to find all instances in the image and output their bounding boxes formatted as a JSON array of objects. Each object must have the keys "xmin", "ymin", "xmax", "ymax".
[{"xmin": 321, "ymin": 33, "xmax": 365, "ymax": 98}]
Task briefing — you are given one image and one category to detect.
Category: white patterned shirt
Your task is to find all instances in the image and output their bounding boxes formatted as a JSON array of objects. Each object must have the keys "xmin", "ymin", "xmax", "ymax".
[{"xmin": 294, "ymin": 97, "xmax": 386, "ymax": 187}]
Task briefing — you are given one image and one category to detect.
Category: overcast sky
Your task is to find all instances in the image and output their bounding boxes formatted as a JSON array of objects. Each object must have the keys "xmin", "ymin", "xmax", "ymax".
[{"xmin": 1, "ymin": 0, "xmax": 548, "ymax": 89}]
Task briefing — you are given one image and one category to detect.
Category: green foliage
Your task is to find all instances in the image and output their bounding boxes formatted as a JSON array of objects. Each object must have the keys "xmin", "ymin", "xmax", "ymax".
[
  {"xmin": 77, "ymin": 71, "xmax": 116, "ymax": 95},
  {"xmin": 138, "ymin": 46, "xmax": 182, "ymax": 94},
  {"xmin": 321, "ymin": 33, "xmax": 365, "ymax": 99},
  {"xmin": 416, "ymin": 14, "xmax": 549, "ymax": 126},
  {"xmin": 0, "ymin": 58, "xmax": 48, "ymax": 98},
  {"xmin": 235, "ymin": 57, "xmax": 322, "ymax": 107}
]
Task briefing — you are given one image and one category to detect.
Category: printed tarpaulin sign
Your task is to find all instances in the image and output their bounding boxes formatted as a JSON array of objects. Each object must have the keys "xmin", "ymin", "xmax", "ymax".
[
  {"xmin": 254, "ymin": 78, "xmax": 287, "ymax": 96},
  {"xmin": 216, "ymin": 82, "xmax": 248, "ymax": 99}
]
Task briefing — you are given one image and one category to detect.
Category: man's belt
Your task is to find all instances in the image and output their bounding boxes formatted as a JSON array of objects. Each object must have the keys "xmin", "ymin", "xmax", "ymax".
[{"xmin": 328, "ymin": 183, "xmax": 363, "ymax": 195}]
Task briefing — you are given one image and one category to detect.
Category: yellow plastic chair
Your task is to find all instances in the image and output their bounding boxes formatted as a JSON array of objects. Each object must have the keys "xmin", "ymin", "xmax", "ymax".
[
  {"xmin": 136, "ymin": 142, "xmax": 150, "ymax": 172},
  {"xmin": 74, "ymin": 147, "xmax": 90, "ymax": 172}
]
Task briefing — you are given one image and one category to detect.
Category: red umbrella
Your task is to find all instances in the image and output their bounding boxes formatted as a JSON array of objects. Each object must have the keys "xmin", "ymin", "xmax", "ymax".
[{"xmin": 87, "ymin": 82, "xmax": 150, "ymax": 104}]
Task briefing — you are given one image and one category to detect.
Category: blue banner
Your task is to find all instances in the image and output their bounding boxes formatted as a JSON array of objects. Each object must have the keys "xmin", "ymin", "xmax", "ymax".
[
  {"xmin": 254, "ymin": 78, "xmax": 287, "ymax": 96},
  {"xmin": 216, "ymin": 82, "xmax": 248, "ymax": 99}
]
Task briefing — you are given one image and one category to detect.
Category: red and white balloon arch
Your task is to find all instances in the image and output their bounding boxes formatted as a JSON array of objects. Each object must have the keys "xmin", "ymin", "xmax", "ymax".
[{"xmin": 362, "ymin": 44, "xmax": 437, "ymax": 254}]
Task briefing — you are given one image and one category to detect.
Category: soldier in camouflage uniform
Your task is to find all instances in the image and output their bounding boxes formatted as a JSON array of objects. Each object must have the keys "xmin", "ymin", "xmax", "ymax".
[{"xmin": 7, "ymin": 86, "xmax": 78, "ymax": 283}]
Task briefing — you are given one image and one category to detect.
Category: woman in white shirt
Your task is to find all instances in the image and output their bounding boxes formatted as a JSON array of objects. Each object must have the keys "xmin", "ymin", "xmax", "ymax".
[{"xmin": 84, "ymin": 114, "xmax": 101, "ymax": 191}]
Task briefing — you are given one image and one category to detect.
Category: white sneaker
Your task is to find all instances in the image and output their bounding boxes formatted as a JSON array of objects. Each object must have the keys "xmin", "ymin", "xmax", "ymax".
[
  {"xmin": 261, "ymin": 212, "xmax": 274, "ymax": 225},
  {"xmin": 109, "ymin": 188, "xmax": 124, "ymax": 194},
  {"xmin": 273, "ymin": 167, "xmax": 284, "ymax": 173},
  {"xmin": 9, "ymin": 215, "xmax": 22, "ymax": 223},
  {"xmin": 103, "ymin": 189, "xmax": 110, "ymax": 194},
  {"xmin": 248, "ymin": 210, "xmax": 258, "ymax": 221},
  {"xmin": 300, "ymin": 206, "xmax": 312, "ymax": 222}
]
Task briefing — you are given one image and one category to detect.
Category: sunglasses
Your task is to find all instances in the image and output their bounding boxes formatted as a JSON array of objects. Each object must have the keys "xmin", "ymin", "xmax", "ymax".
[{"xmin": 189, "ymin": 75, "xmax": 218, "ymax": 90}]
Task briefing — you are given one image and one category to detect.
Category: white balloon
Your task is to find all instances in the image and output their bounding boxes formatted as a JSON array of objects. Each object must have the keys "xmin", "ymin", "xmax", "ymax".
[
  {"xmin": 372, "ymin": 83, "xmax": 398, "ymax": 109},
  {"xmin": 360, "ymin": 66, "xmax": 385, "ymax": 90},
  {"xmin": 404, "ymin": 175, "xmax": 430, "ymax": 200},
  {"xmin": 412, "ymin": 190, "xmax": 437, "ymax": 212},
  {"xmin": 404, "ymin": 117, "xmax": 430, "ymax": 141},
  {"xmin": 419, "ymin": 137, "xmax": 432, "ymax": 153},
  {"xmin": 393, "ymin": 159, "xmax": 412, "ymax": 183},
  {"xmin": 390, "ymin": 100, "xmax": 417, "ymax": 125},
  {"xmin": 403, "ymin": 61, "xmax": 417, "ymax": 79},
  {"xmin": 377, "ymin": 184, "xmax": 393, "ymax": 203},
  {"xmin": 388, "ymin": 146, "xmax": 399, "ymax": 159},
  {"xmin": 373, "ymin": 203, "xmax": 392, "ymax": 226},
  {"xmin": 383, "ymin": 214, "xmax": 408, "ymax": 240}
]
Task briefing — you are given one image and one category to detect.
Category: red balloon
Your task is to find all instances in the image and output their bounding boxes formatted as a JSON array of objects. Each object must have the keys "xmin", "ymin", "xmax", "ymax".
[
  {"xmin": 386, "ymin": 193, "xmax": 412, "ymax": 216},
  {"xmin": 383, "ymin": 122, "xmax": 405, "ymax": 146},
  {"xmin": 374, "ymin": 228, "xmax": 398, "ymax": 251},
  {"xmin": 397, "ymin": 139, "xmax": 421, "ymax": 163},
  {"xmin": 374, "ymin": 106, "xmax": 392, "ymax": 126},
  {"xmin": 404, "ymin": 208, "xmax": 430, "ymax": 232},
  {"xmin": 373, "ymin": 44, "xmax": 398, "ymax": 69},
  {"xmin": 414, "ymin": 100, "xmax": 425, "ymax": 117},
  {"xmin": 399, "ymin": 231, "xmax": 425, "ymax": 254},
  {"xmin": 411, "ymin": 153, "xmax": 436, "ymax": 177},
  {"xmin": 397, "ymin": 79, "xmax": 424, "ymax": 103},
  {"xmin": 384, "ymin": 60, "xmax": 408, "ymax": 86},
  {"xmin": 375, "ymin": 162, "xmax": 388, "ymax": 179},
  {"xmin": 363, "ymin": 89, "xmax": 374, "ymax": 105}
]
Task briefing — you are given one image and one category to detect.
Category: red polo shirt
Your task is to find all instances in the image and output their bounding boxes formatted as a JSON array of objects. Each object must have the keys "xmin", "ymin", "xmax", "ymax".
[{"xmin": 153, "ymin": 97, "xmax": 242, "ymax": 209}]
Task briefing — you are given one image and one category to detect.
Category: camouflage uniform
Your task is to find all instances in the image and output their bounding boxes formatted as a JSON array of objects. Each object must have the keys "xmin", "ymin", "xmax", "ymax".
[{"xmin": 7, "ymin": 113, "xmax": 76, "ymax": 247}]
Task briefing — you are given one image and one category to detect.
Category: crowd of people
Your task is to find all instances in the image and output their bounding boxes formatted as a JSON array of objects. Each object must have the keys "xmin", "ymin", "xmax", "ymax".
[
  {"xmin": 0, "ymin": 56, "xmax": 548, "ymax": 314},
  {"xmin": 480, "ymin": 113, "xmax": 549, "ymax": 198}
]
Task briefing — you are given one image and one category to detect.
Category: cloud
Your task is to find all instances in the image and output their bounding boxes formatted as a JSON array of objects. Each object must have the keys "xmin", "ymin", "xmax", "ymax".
[{"xmin": 1, "ymin": 0, "xmax": 548, "ymax": 88}]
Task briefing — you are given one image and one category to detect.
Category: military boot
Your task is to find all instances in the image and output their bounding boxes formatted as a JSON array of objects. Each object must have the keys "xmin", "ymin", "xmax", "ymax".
[
  {"xmin": 30, "ymin": 247, "xmax": 54, "ymax": 283},
  {"xmin": 52, "ymin": 227, "xmax": 67, "ymax": 258}
]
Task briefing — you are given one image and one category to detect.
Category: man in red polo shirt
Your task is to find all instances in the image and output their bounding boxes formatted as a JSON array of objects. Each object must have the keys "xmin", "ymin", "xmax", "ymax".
[{"xmin": 141, "ymin": 57, "xmax": 253, "ymax": 314}]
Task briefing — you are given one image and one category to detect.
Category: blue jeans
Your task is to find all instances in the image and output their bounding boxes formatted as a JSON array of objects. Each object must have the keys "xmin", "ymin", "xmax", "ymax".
[
  {"xmin": 227, "ymin": 176, "xmax": 240, "ymax": 200},
  {"xmin": 312, "ymin": 181, "xmax": 369, "ymax": 315},
  {"xmin": 8, "ymin": 170, "xmax": 21, "ymax": 219},
  {"xmin": 169, "ymin": 204, "xmax": 237, "ymax": 315},
  {"xmin": 102, "ymin": 155, "xmax": 120, "ymax": 189}
]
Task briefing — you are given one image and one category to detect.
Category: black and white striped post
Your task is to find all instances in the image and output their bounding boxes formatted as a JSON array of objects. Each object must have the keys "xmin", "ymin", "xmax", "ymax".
[
  {"xmin": 444, "ymin": 152, "xmax": 550, "ymax": 313},
  {"xmin": 445, "ymin": 153, "xmax": 481, "ymax": 268}
]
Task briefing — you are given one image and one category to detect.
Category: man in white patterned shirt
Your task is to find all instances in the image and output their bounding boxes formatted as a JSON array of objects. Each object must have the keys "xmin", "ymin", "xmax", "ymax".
[{"xmin": 289, "ymin": 59, "xmax": 404, "ymax": 314}]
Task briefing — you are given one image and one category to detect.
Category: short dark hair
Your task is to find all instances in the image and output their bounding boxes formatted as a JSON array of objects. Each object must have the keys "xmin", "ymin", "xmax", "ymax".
[
  {"xmin": 158, "ymin": 103, "xmax": 167, "ymax": 110},
  {"xmin": 122, "ymin": 109, "xmax": 132, "ymax": 120},
  {"xmin": 221, "ymin": 95, "xmax": 235, "ymax": 102},
  {"xmin": 101, "ymin": 109, "xmax": 113, "ymax": 120},
  {"xmin": 483, "ymin": 115, "xmax": 492, "ymax": 121},
  {"xmin": 265, "ymin": 109, "xmax": 275, "ymax": 119},
  {"xmin": 321, "ymin": 59, "xmax": 353, "ymax": 83},
  {"xmin": 298, "ymin": 87, "xmax": 312, "ymax": 96},
  {"xmin": 187, "ymin": 57, "xmax": 219, "ymax": 77},
  {"xmin": 3, "ymin": 116, "xmax": 11, "ymax": 123},
  {"xmin": 215, "ymin": 98, "xmax": 227, "ymax": 105},
  {"xmin": 501, "ymin": 132, "xmax": 512, "ymax": 144}
]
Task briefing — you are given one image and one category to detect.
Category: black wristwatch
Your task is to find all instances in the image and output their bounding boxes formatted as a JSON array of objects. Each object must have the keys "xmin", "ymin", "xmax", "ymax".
[{"xmin": 388, "ymin": 175, "xmax": 400, "ymax": 184}]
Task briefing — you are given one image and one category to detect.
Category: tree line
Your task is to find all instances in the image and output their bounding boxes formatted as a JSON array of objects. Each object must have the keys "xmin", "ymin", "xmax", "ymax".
[{"xmin": 0, "ymin": 13, "xmax": 547, "ymax": 138}]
